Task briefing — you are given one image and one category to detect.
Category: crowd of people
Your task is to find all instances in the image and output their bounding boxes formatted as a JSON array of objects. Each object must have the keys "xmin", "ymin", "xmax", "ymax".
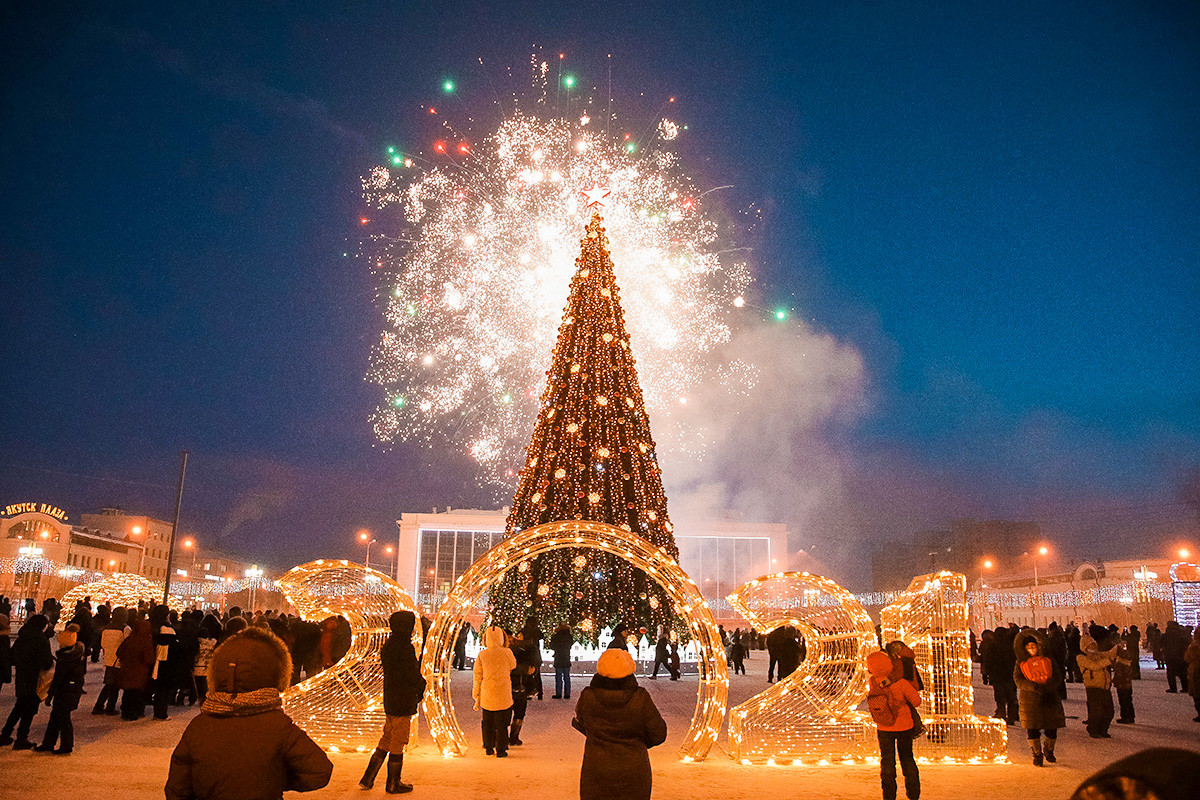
[
  {"xmin": 0, "ymin": 594, "xmax": 355, "ymax": 755},
  {"xmin": 974, "ymin": 617, "xmax": 1200, "ymax": 748}
]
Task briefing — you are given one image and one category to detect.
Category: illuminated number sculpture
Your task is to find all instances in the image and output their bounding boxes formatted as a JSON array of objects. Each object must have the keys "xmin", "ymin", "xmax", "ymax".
[
  {"xmin": 421, "ymin": 520, "xmax": 728, "ymax": 760},
  {"xmin": 881, "ymin": 571, "xmax": 1007, "ymax": 763},
  {"xmin": 60, "ymin": 573, "xmax": 186, "ymax": 615},
  {"xmin": 727, "ymin": 572, "xmax": 878, "ymax": 763},
  {"xmin": 278, "ymin": 559, "xmax": 421, "ymax": 752}
]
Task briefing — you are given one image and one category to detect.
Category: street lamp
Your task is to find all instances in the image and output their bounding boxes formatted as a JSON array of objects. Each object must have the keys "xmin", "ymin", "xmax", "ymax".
[
  {"xmin": 384, "ymin": 545, "xmax": 395, "ymax": 579},
  {"xmin": 1029, "ymin": 545, "xmax": 1049, "ymax": 627},
  {"xmin": 245, "ymin": 565, "xmax": 264, "ymax": 611},
  {"xmin": 358, "ymin": 530, "xmax": 377, "ymax": 571},
  {"xmin": 130, "ymin": 524, "xmax": 147, "ymax": 575},
  {"xmin": 1179, "ymin": 548, "xmax": 1191, "ymax": 560}
]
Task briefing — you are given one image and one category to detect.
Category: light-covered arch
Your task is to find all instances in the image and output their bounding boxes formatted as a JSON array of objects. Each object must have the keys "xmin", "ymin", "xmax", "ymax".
[
  {"xmin": 420, "ymin": 520, "xmax": 728, "ymax": 761},
  {"xmin": 726, "ymin": 572, "xmax": 877, "ymax": 763},
  {"xmin": 279, "ymin": 559, "xmax": 421, "ymax": 752},
  {"xmin": 60, "ymin": 573, "xmax": 186, "ymax": 616}
]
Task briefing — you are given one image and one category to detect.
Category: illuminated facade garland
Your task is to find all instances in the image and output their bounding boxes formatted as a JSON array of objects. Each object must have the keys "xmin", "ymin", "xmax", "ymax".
[
  {"xmin": 881, "ymin": 571, "xmax": 1007, "ymax": 763},
  {"xmin": 726, "ymin": 572, "xmax": 877, "ymax": 764},
  {"xmin": 278, "ymin": 560, "xmax": 420, "ymax": 753},
  {"xmin": 421, "ymin": 520, "xmax": 727, "ymax": 761}
]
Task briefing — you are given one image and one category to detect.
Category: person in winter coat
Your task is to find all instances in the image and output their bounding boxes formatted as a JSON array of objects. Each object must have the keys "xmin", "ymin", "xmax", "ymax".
[
  {"xmin": 508, "ymin": 626, "xmax": 539, "ymax": 745},
  {"xmin": 551, "ymin": 623, "xmax": 575, "ymax": 698},
  {"xmin": 1185, "ymin": 627, "xmax": 1200, "ymax": 722},
  {"xmin": 983, "ymin": 626, "xmax": 1019, "ymax": 724},
  {"xmin": 452, "ymin": 622, "xmax": 472, "ymax": 671},
  {"xmin": 571, "ymin": 648, "xmax": 667, "ymax": 800},
  {"xmin": 607, "ymin": 623, "xmax": 630, "ymax": 651},
  {"xmin": 775, "ymin": 626, "xmax": 802, "ymax": 681},
  {"xmin": 1069, "ymin": 747, "xmax": 1200, "ymax": 800},
  {"xmin": 473, "ymin": 625, "xmax": 517, "ymax": 757},
  {"xmin": 0, "ymin": 599, "xmax": 12, "ymax": 692},
  {"xmin": 1013, "ymin": 629, "xmax": 1065, "ymax": 766},
  {"xmin": 360, "ymin": 610, "xmax": 426, "ymax": 794},
  {"xmin": 0, "ymin": 614, "xmax": 55, "ymax": 749},
  {"xmin": 649, "ymin": 632, "xmax": 671, "ymax": 680},
  {"xmin": 165, "ymin": 625, "xmax": 332, "ymax": 800},
  {"xmin": 35, "ymin": 623, "xmax": 86, "ymax": 754},
  {"xmin": 1077, "ymin": 634, "xmax": 1119, "ymax": 739},
  {"xmin": 117, "ymin": 614, "xmax": 156, "ymax": 720},
  {"xmin": 92, "ymin": 606, "xmax": 128, "ymax": 714},
  {"xmin": 866, "ymin": 650, "xmax": 921, "ymax": 800},
  {"xmin": 1123, "ymin": 625, "xmax": 1142, "ymax": 680},
  {"xmin": 193, "ymin": 614, "xmax": 221, "ymax": 703},
  {"xmin": 148, "ymin": 604, "xmax": 178, "ymax": 719},
  {"xmin": 89, "ymin": 603, "xmax": 110, "ymax": 664},
  {"xmin": 1162, "ymin": 621, "xmax": 1190, "ymax": 693}
]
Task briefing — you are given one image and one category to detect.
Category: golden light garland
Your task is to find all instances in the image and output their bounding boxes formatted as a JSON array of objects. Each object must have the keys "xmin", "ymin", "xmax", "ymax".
[
  {"xmin": 278, "ymin": 559, "xmax": 421, "ymax": 753},
  {"xmin": 880, "ymin": 571, "xmax": 1008, "ymax": 764},
  {"xmin": 421, "ymin": 520, "xmax": 728, "ymax": 761},
  {"xmin": 59, "ymin": 573, "xmax": 186, "ymax": 616},
  {"xmin": 726, "ymin": 572, "xmax": 877, "ymax": 764}
]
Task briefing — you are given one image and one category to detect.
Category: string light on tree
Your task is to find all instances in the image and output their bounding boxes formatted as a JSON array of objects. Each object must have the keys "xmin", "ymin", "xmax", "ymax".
[{"xmin": 488, "ymin": 206, "xmax": 680, "ymax": 639}]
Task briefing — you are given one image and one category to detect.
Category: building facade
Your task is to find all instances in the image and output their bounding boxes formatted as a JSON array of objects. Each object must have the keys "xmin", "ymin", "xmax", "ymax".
[{"xmin": 395, "ymin": 507, "xmax": 788, "ymax": 621}]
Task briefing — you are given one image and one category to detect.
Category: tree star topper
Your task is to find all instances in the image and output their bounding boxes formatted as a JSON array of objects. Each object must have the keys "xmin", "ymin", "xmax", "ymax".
[{"xmin": 580, "ymin": 185, "xmax": 611, "ymax": 208}]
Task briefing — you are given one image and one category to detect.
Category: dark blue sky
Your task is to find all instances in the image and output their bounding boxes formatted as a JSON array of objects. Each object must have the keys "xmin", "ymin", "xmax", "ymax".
[{"xmin": 2, "ymin": 2, "xmax": 1197, "ymax": 584}]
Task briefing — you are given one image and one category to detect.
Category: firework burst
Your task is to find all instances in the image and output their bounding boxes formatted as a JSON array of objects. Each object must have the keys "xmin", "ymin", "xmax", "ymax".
[{"xmin": 363, "ymin": 64, "xmax": 753, "ymax": 489}]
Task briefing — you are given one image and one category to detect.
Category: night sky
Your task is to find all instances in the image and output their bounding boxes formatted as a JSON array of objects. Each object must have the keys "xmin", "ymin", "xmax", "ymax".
[{"xmin": 2, "ymin": 2, "xmax": 1197, "ymax": 586}]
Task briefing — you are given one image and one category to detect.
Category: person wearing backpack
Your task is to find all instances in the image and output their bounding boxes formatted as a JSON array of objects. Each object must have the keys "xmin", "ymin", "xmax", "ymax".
[
  {"xmin": 1013, "ymin": 629, "xmax": 1065, "ymax": 766},
  {"xmin": 1077, "ymin": 634, "xmax": 1119, "ymax": 739},
  {"xmin": 867, "ymin": 651, "xmax": 921, "ymax": 800}
]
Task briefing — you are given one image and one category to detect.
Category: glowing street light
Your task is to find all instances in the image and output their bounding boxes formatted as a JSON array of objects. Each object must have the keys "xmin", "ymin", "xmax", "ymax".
[
  {"xmin": 358, "ymin": 530, "xmax": 377, "ymax": 572},
  {"xmin": 384, "ymin": 545, "xmax": 395, "ymax": 579},
  {"xmin": 1028, "ymin": 545, "xmax": 1050, "ymax": 627},
  {"xmin": 1179, "ymin": 548, "xmax": 1191, "ymax": 560},
  {"xmin": 245, "ymin": 565, "xmax": 264, "ymax": 611}
]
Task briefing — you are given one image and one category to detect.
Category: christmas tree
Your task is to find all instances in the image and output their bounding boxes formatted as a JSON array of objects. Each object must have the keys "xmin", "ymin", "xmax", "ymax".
[{"xmin": 490, "ymin": 198, "xmax": 680, "ymax": 640}]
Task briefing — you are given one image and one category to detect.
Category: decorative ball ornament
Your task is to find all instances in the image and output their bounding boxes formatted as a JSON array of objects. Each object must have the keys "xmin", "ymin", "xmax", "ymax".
[
  {"xmin": 421, "ymin": 520, "xmax": 727, "ymax": 761},
  {"xmin": 278, "ymin": 560, "xmax": 421, "ymax": 753}
]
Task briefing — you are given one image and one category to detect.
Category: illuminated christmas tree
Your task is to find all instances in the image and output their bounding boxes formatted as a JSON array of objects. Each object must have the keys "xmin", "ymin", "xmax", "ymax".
[{"xmin": 491, "ymin": 196, "xmax": 679, "ymax": 640}]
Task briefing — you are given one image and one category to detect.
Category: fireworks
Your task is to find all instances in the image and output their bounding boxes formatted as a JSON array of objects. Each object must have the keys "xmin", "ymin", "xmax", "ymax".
[{"xmin": 363, "ymin": 65, "xmax": 752, "ymax": 487}]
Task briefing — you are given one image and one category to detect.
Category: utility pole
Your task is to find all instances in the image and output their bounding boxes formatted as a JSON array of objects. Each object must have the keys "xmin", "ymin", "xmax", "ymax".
[{"xmin": 162, "ymin": 450, "xmax": 189, "ymax": 605}]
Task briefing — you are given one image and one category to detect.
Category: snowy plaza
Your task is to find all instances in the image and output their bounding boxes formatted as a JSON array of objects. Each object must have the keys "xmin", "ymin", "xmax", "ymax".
[{"xmin": 1, "ymin": 652, "xmax": 1196, "ymax": 800}]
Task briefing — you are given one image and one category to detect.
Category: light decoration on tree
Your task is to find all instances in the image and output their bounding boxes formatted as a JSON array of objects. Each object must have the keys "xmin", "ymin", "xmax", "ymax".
[
  {"xmin": 489, "ymin": 209, "xmax": 682, "ymax": 636},
  {"xmin": 726, "ymin": 572, "xmax": 877, "ymax": 764},
  {"xmin": 363, "ymin": 85, "xmax": 753, "ymax": 488},
  {"xmin": 59, "ymin": 573, "xmax": 186, "ymax": 614},
  {"xmin": 880, "ymin": 571, "xmax": 1007, "ymax": 764},
  {"xmin": 421, "ymin": 520, "xmax": 727, "ymax": 761},
  {"xmin": 278, "ymin": 560, "xmax": 421, "ymax": 753}
]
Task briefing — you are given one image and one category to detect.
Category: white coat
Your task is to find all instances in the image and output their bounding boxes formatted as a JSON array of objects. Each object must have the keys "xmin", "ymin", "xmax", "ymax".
[{"xmin": 473, "ymin": 626, "xmax": 517, "ymax": 711}]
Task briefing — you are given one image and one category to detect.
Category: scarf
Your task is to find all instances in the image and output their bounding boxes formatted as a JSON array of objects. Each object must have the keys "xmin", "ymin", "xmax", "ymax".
[{"xmin": 201, "ymin": 688, "xmax": 282, "ymax": 717}]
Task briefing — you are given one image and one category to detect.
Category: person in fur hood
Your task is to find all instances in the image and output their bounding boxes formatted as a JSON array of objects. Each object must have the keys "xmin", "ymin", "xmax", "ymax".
[
  {"xmin": 571, "ymin": 648, "xmax": 667, "ymax": 800},
  {"xmin": 473, "ymin": 625, "xmax": 517, "ymax": 757},
  {"xmin": 1077, "ymin": 634, "xmax": 1119, "ymax": 740},
  {"xmin": 1013, "ymin": 629, "xmax": 1065, "ymax": 766},
  {"xmin": 165, "ymin": 625, "xmax": 332, "ymax": 800}
]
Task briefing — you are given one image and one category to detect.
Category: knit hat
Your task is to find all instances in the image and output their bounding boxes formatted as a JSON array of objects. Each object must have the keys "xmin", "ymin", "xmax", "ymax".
[
  {"xmin": 209, "ymin": 626, "xmax": 293, "ymax": 693},
  {"xmin": 597, "ymin": 648, "xmax": 636, "ymax": 679},
  {"xmin": 57, "ymin": 623, "xmax": 79, "ymax": 648},
  {"xmin": 867, "ymin": 651, "xmax": 894, "ymax": 678}
]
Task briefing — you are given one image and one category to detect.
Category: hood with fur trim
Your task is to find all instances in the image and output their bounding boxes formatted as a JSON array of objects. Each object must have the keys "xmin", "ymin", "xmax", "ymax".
[{"xmin": 209, "ymin": 625, "xmax": 293, "ymax": 694}]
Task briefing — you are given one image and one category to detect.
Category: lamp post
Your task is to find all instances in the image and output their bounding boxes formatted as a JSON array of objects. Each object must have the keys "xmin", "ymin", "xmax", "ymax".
[
  {"xmin": 384, "ymin": 545, "xmax": 395, "ymax": 580},
  {"xmin": 245, "ymin": 565, "xmax": 263, "ymax": 611},
  {"xmin": 1030, "ymin": 545, "xmax": 1049, "ymax": 627},
  {"xmin": 358, "ymin": 530, "xmax": 377, "ymax": 571},
  {"xmin": 131, "ymin": 524, "xmax": 146, "ymax": 575}
]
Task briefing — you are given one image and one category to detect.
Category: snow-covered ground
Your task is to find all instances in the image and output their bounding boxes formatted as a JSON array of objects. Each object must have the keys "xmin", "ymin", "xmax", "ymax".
[{"xmin": 1, "ymin": 654, "xmax": 1196, "ymax": 799}]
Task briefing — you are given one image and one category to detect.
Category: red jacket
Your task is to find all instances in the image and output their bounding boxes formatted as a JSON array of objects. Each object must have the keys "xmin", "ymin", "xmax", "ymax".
[{"xmin": 869, "ymin": 674, "xmax": 922, "ymax": 732}]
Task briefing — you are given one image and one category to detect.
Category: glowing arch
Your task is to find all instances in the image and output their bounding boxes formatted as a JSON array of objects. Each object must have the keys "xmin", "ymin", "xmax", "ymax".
[
  {"xmin": 279, "ymin": 559, "xmax": 421, "ymax": 752},
  {"xmin": 727, "ymin": 572, "xmax": 877, "ymax": 763},
  {"xmin": 60, "ymin": 573, "xmax": 186, "ymax": 616},
  {"xmin": 420, "ymin": 520, "xmax": 728, "ymax": 760}
]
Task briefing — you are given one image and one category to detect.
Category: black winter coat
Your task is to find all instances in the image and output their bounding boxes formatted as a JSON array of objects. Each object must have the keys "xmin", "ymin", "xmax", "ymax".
[
  {"xmin": 380, "ymin": 634, "xmax": 425, "ymax": 717},
  {"xmin": 572, "ymin": 675, "xmax": 667, "ymax": 800},
  {"xmin": 11, "ymin": 624, "xmax": 54, "ymax": 698},
  {"xmin": 1012, "ymin": 630, "xmax": 1065, "ymax": 731},
  {"xmin": 48, "ymin": 643, "xmax": 87, "ymax": 710},
  {"xmin": 550, "ymin": 629, "xmax": 574, "ymax": 670}
]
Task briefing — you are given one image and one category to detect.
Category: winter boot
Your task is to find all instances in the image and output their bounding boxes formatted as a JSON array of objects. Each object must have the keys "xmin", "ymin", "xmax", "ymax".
[
  {"xmin": 1029, "ymin": 736, "xmax": 1043, "ymax": 767},
  {"xmin": 359, "ymin": 747, "xmax": 387, "ymax": 789},
  {"xmin": 1043, "ymin": 736, "xmax": 1056, "ymax": 764},
  {"xmin": 508, "ymin": 719, "xmax": 523, "ymax": 745},
  {"xmin": 385, "ymin": 754, "xmax": 413, "ymax": 794}
]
